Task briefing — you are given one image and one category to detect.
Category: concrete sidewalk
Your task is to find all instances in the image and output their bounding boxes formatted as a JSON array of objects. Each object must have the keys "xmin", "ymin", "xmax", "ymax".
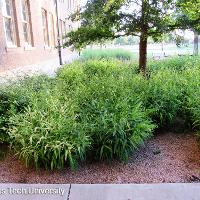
[
  {"xmin": 0, "ymin": 53, "xmax": 79, "ymax": 84},
  {"xmin": 0, "ymin": 183, "xmax": 200, "ymax": 200}
]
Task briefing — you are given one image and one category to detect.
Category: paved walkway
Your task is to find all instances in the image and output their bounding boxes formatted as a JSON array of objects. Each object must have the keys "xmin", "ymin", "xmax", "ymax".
[
  {"xmin": 0, "ymin": 53, "xmax": 79, "ymax": 85},
  {"xmin": 0, "ymin": 184, "xmax": 200, "ymax": 200}
]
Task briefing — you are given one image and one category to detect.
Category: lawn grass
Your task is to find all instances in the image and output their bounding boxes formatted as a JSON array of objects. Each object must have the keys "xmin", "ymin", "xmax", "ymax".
[{"xmin": 80, "ymin": 48, "xmax": 137, "ymax": 61}]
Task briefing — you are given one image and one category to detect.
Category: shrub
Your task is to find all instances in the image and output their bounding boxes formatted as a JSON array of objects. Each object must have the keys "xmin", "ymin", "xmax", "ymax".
[
  {"xmin": 183, "ymin": 67, "xmax": 200, "ymax": 131},
  {"xmin": 80, "ymin": 48, "xmax": 135, "ymax": 61},
  {"xmin": 149, "ymin": 56, "xmax": 200, "ymax": 73},
  {"xmin": 148, "ymin": 56, "xmax": 200, "ymax": 131},
  {"xmin": 144, "ymin": 70, "xmax": 185, "ymax": 127},
  {"xmin": 0, "ymin": 88, "xmax": 30, "ymax": 144},
  {"xmin": 9, "ymin": 60, "xmax": 155, "ymax": 169},
  {"xmin": 57, "ymin": 60, "xmax": 155, "ymax": 161},
  {"xmin": 9, "ymin": 88, "xmax": 90, "ymax": 170},
  {"xmin": 0, "ymin": 75, "xmax": 53, "ymax": 144},
  {"xmin": 7, "ymin": 56, "xmax": 200, "ymax": 170},
  {"xmin": 0, "ymin": 91, "xmax": 13, "ymax": 143}
]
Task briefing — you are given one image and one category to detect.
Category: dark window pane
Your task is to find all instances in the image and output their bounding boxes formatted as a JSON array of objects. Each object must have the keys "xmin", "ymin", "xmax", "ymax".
[
  {"xmin": 5, "ymin": 0, "xmax": 11, "ymax": 16},
  {"xmin": 5, "ymin": 18, "xmax": 13, "ymax": 43},
  {"xmin": 42, "ymin": 9, "xmax": 49, "ymax": 45},
  {"xmin": 22, "ymin": 0, "xmax": 28, "ymax": 21},
  {"xmin": 23, "ymin": 23, "xmax": 28, "ymax": 42}
]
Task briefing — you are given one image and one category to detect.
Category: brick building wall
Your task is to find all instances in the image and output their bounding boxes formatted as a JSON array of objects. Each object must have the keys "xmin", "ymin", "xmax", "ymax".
[{"xmin": 0, "ymin": 0, "xmax": 79, "ymax": 72}]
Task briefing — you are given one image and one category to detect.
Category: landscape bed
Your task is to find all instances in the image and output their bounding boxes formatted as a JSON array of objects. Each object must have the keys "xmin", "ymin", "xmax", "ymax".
[
  {"xmin": 0, "ymin": 55, "xmax": 200, "ymax": 183},
  {"xmin": 1, "ymin": 131, "xmax": 200, "ymax": 183}
]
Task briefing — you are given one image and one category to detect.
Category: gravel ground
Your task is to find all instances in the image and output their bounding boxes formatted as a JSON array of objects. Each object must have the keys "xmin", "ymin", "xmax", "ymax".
[{"xmin": 1, "ymin": 131, "xmax": 200, "ymax": 184}]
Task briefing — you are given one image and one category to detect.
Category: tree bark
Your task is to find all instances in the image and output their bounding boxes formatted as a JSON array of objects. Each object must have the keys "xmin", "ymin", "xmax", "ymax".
[
  {"xmin": 139, "ymin": 32, "xmax": 148, "ymax": 75},
  {"xmin": 139, "ymin": 0, "xmax": 148, "ymax": 76},
  {"xmin": 193, "ymin": 31, "xmax": 199, "ymax": 56}
]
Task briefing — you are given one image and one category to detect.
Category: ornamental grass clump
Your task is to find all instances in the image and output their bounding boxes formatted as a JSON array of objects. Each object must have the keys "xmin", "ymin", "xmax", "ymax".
[
  {"xmin": 8, "ymin": 56, "xmax": 200, "ymax": 170},
  {"xmin": 9, "ymin": 88, "xmax": 90, "ymax": 170},
  {"xmin": 0, "ymin": 76, "xmax": 52, "ymax": 144},
  {"xmin": 183, "ymin": 67, "xmax": 200, "ymax": 132},
  {"xmin": 0, "ymin": 90, "xmax": 14, "ymax": 143},
  {"xmin": 149, "ymin": 56, "xmax": 200, "ymax": 73},
  {"xmin": 9, "ymin": 60, "xmax": 155, "ymax": 169},
  {"xmin": 57, "ymin": 60, "xmax": 155, "ymax": 161},
  {"xmin": 144, "ymin": 70, "xmax": 185, "ymax": 127}
]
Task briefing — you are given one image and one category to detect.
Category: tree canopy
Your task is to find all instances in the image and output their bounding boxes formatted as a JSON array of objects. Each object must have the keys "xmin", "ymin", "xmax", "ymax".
[
  {"xmin": 176, "ymin": 0, "xmax": 200, "ymax": 55},
  {"xmin": 63, "ymin": 0, "xmax": 199, "ymax": 74},
  {"xmin": 176, "ymin": 0, "xmax": 200, "ymax": 31}
]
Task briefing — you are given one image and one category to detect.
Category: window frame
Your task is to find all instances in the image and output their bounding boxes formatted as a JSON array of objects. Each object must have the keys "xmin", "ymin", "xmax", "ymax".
[
  {"xmin": 42, "ymin": 8, "xmax": 50, "ymax": 47},
  {"xmin": 49, "ymin": 13, "xmax": 56, "ymax": 47},
  {"xmin": 2, "ymin": 0, "xmax": 18, "ymax": 47},
  {"xmin": 21, "ymin": 0, "xmax": 33, "ymax": 46}
]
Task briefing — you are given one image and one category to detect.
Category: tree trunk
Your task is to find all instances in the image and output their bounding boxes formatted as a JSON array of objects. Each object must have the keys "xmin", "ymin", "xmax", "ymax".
[
  {"xmin": 193, "ymin": 31, "xmax": 199, "ymax": 56},
  {"xmin": 139, "ymin": 0, "xmax": 148, "ymax": 76},
  {"xmin": 139, "ymin": 33, "xmax": 148, "ymax": 75}
]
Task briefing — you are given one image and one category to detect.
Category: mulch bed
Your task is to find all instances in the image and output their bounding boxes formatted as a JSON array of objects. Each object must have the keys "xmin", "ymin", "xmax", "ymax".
[{"xmin": 1, "ymin": 131, "xmax": 200, "ymax": 184}]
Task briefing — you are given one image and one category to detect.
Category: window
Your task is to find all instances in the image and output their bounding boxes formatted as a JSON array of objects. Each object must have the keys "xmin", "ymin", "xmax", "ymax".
[
  {"xmin": 49, "ymin": 13, "xmax": 56, "ymax": 47},
  {"xmin": 2, "ymin": 0, "xmax": 18, "ymax": 46},
  {"xmin": 21, "ymin": 0, "xmax": 33, "ymax": 46},
  {"xmin": 59, "ymin": 20, "xmax": 67, "ymax": 45},
  {"xmin": 67, "ymin": 0, "xmax": 71, "ymax": 9},
  {"xmin": 42, "ymin": 9, "xmax": 49, "ymax": 46}
]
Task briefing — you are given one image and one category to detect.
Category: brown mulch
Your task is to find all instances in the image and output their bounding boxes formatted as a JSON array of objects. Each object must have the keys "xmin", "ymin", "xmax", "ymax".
[{"xmin": 1, "ymin": 131, "xmax": 200, "ymax": 184}]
